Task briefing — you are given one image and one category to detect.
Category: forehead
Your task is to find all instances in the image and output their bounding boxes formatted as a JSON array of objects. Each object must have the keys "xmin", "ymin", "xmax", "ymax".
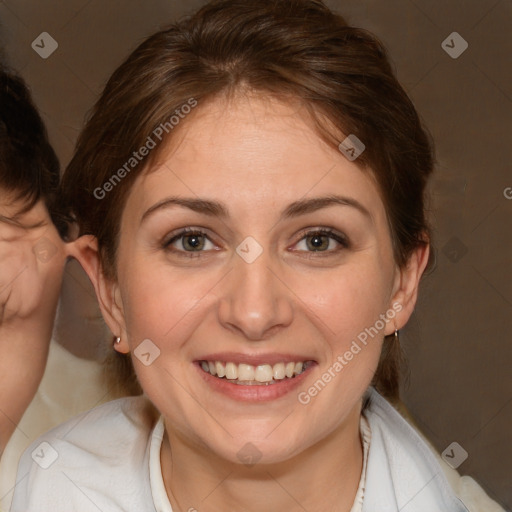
[{"xmin": 123, "ymin": 94, "xmax": 385, "ymax": 223}]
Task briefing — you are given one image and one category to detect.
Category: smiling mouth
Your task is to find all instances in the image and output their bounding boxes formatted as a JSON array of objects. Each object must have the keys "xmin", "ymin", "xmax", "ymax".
[{"xmin": 199, "ymin": 360, "xmax": 315, "ymax": 385}]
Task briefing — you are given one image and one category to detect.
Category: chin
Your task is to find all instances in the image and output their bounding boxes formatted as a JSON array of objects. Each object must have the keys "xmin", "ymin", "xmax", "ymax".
[{"xmin": 195, "ymin": 425, "xmax": 309, "ymax": 467}]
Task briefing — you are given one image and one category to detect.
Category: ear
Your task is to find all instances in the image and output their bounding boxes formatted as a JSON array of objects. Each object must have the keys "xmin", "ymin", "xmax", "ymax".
[
  {"xmin": 385, "ymin": 241, "xmax": 430, "ymax": 335},
  {"xmin": 66, "ymin": 235, "xmax": 130, "ymax": 354}
]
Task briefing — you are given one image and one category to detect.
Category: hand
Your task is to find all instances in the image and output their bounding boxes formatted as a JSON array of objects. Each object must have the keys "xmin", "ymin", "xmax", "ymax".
[
  {"xmin": 0, "ymin": 197, "xmax": 68, "ymax": 453},
  {"xmin": 0, "ymin": 203, "xmax": 66, "ymax": 326}
]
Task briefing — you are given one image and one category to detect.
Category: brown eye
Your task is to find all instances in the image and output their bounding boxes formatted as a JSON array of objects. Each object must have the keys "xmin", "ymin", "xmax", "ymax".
[
  {"xmin": 305, "ymin": 233, "xmax": 330, "ymax": 251},
  {"xmin": 293, "ymin": 229, "xmax": 349, "ymax": 253},
  {"xmin": 164, "ymin": 229, "xmax": 215, "ymax": 253},
  {"xmin": 181, "ymin": 233, "xmax": 206, "ymax": 251}
]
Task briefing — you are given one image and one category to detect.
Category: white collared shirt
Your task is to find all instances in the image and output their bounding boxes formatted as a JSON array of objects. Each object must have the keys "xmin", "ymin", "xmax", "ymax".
[{"xmin": 10, "ymin": 388, "xmax": 501, "ymax": 512}]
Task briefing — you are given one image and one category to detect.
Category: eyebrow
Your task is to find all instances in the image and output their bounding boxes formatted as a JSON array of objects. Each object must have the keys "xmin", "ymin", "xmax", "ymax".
[{"xmin": 140, "ymin": 194, "xmax": 372, "ymax": 224}]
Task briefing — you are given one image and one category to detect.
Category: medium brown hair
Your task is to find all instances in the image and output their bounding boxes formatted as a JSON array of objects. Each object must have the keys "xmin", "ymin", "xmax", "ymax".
[{"xmin": 61, "ymin": 0, "xmax": 435, "ymax": 403}]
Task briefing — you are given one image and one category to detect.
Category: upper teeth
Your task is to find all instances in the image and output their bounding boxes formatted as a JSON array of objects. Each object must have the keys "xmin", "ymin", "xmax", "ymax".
[{"xmin": 200, "ymin": 361, "xmax": 306, "ymax": 383}]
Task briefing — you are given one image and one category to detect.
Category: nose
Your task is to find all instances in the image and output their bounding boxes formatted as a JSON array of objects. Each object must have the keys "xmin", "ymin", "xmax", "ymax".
[{"xmin": 217, "ymin": 250, "xmax": 294, "ymax": 341}]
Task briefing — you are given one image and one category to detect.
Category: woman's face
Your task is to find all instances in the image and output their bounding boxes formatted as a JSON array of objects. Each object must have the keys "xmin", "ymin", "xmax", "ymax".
[{"xmin": 96, "ymin": 94, "xmax": 423, "ymax": 464}]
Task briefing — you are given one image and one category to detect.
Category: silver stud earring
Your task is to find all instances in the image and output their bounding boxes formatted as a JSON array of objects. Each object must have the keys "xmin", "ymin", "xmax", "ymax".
[
  {"xmin": 115, "ymin": 336, "xmax": 121, "ymax": 345},
  {"xmin": 394, "ymin": 329, "xmax": 399, "ymax": 341}
]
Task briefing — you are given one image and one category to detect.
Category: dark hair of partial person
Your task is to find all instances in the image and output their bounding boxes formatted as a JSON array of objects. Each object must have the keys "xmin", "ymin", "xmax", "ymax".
[
  {"xmin": 60, "ymin": 0, "xmax": 436, "ymax": 403},
  {"xmin": 0, "ymin": 65, "xmax": 67, "ymax": 236}
]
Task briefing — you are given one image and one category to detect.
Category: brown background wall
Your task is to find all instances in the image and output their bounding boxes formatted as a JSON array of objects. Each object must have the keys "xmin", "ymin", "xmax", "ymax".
[{"xmin": 0, "ymin": 0, "xmax": 510, "ymax": 508}]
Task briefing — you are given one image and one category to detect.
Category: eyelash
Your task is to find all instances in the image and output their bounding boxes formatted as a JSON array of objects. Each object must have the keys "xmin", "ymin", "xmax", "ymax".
[{"xmin": 162, "ymin": 227, "xmax": 349, "ymax": 258}]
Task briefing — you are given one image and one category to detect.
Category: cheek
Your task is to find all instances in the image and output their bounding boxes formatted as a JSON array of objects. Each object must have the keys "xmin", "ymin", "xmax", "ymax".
[
  {"xmin": 117, "ymin": 255, "xmax": 218, "ymax": 348},
  {"xmin": 294, "ymin": 257, "xmax": 393, "ymax": 343},
  {"xmin": 291, "ymin": 259, "xmax": 392, "ymax": 417}
]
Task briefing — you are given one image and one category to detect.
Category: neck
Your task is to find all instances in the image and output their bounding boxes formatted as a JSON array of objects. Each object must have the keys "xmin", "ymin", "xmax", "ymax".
[{"xmin": 161, "ymin": 402, "xmax": 364, "ymax": 512}]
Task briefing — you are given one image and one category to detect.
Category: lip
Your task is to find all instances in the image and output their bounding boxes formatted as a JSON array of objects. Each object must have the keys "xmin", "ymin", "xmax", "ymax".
[{"xmin": 194, "ymin": 358, "xmax": 317, "ymax": 402}]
